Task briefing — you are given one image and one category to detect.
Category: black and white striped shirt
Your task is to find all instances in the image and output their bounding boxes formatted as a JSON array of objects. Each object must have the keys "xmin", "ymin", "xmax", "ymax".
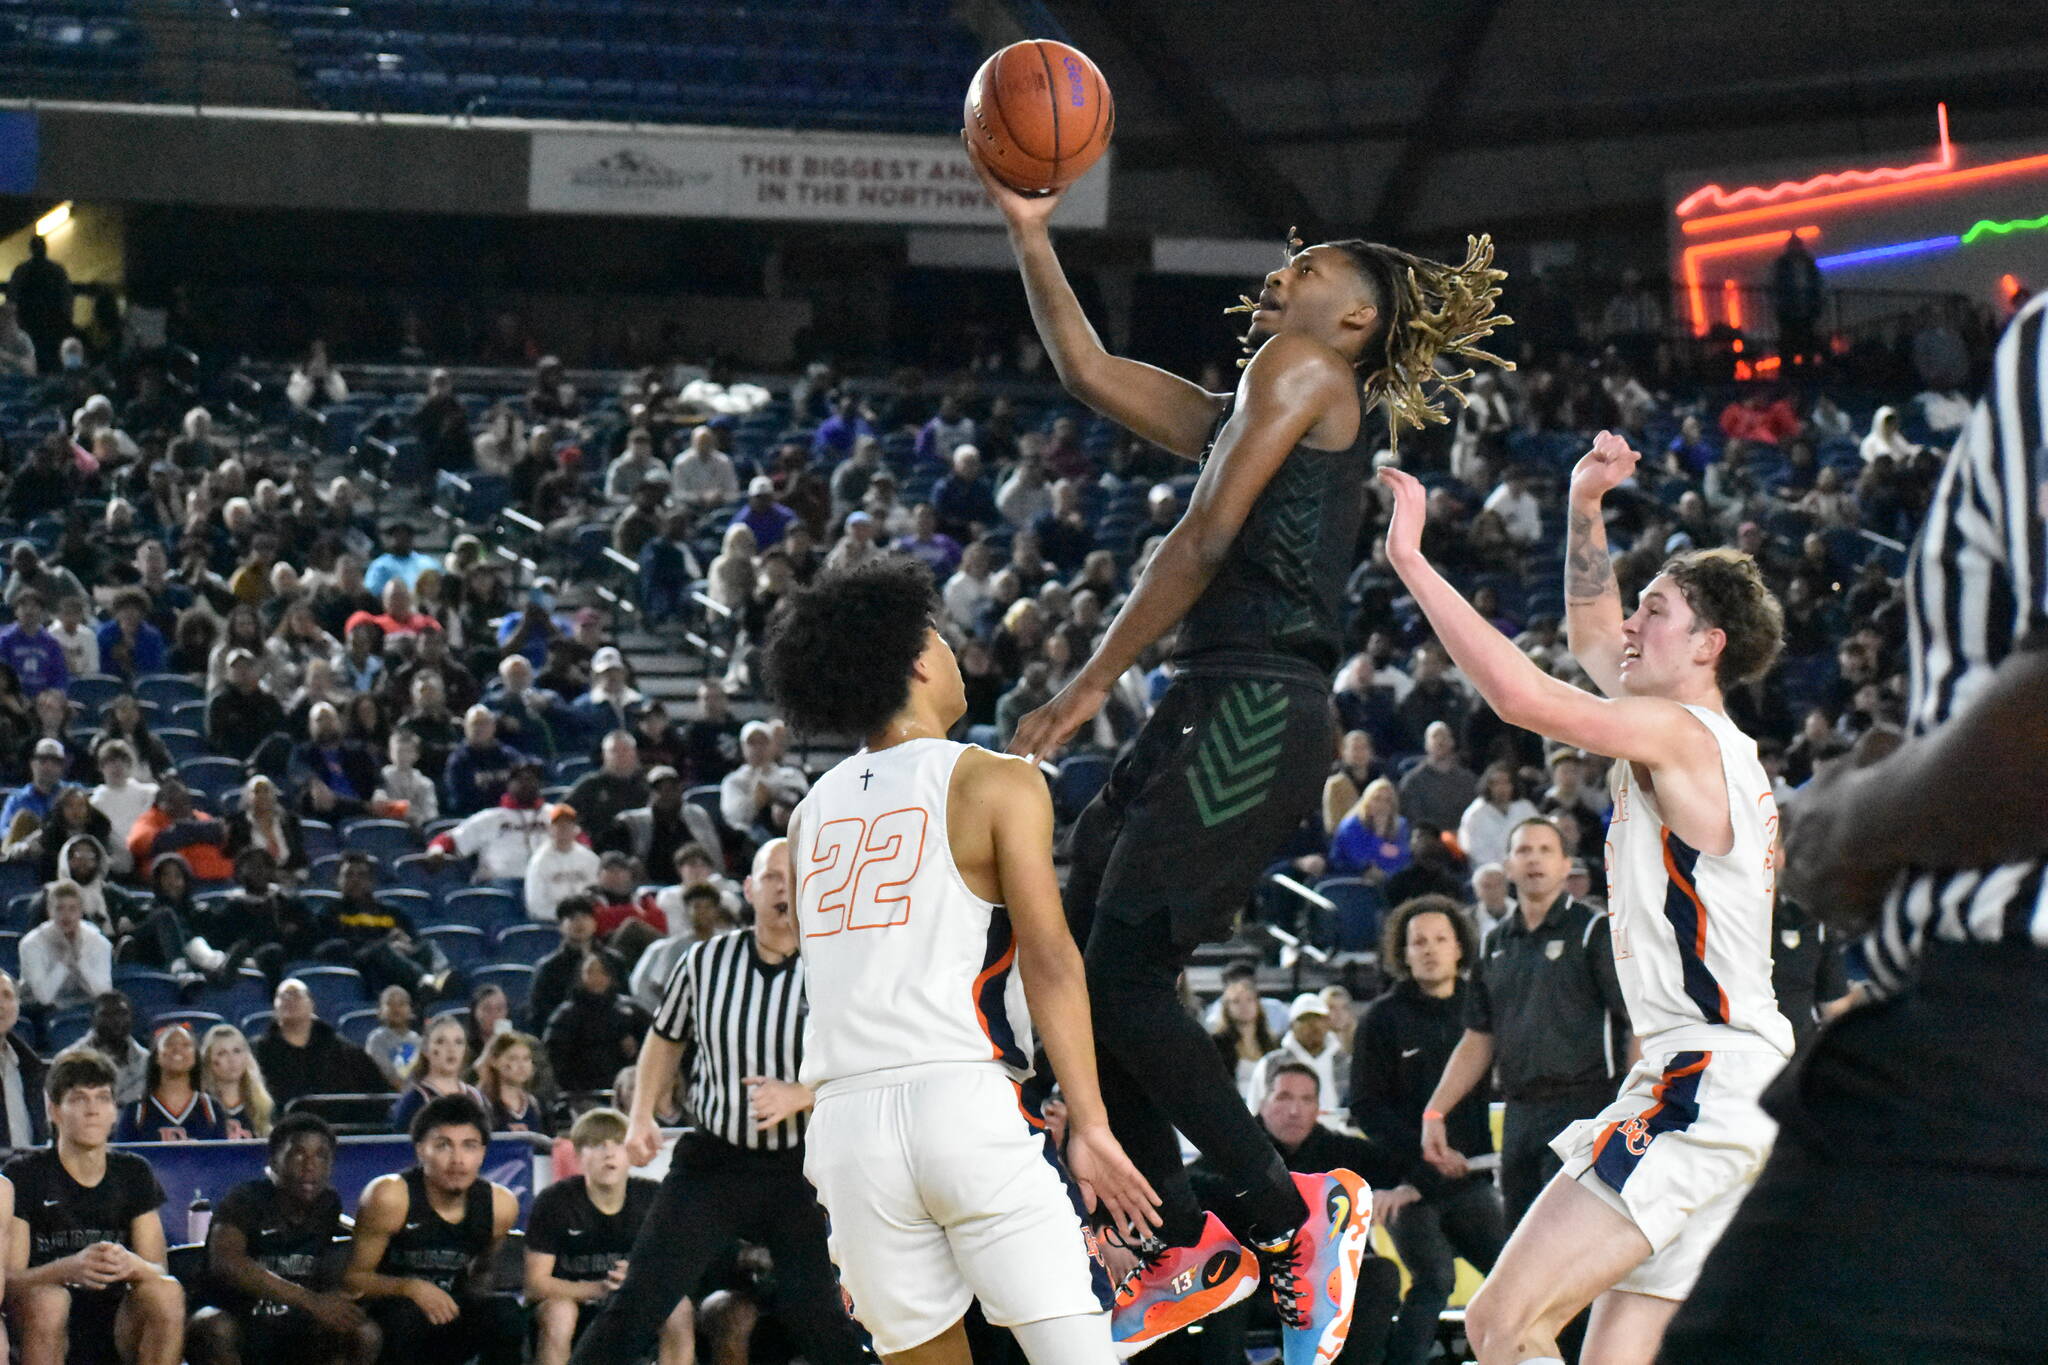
[
  {"xmin": 652, "ymin": 928, "xmax": 807, "ymax": 1151},
  {"xmin": 1863, "ymin": 290, "xmax": 2048, "ymax": 994}
]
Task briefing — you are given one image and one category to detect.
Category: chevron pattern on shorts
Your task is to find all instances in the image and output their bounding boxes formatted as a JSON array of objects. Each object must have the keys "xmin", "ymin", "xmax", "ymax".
[{"xmin": 1185, "ymin": 681, "xmax": 1289, "ymax": 827}]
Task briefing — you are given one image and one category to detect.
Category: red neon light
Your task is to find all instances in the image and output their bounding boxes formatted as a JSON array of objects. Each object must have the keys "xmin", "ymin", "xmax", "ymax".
[
  {"xmin": 1682, "ymin": 226, "xmax": 1821, "ymax": 336},
  {"xmin": 1732, "ymin": 338, "xmax": 1745, "ymax": 354},
  {"xmin": 1675, "ymin": 104, "xmax": 1952, "ymax": 217},
  {"xmin": 1683, "ymin": 149, "xmax": 2048, "ymax": 236},
  {"xmin": 1753, "ymin": 355, "xmax": 1782, "ymax": 377},
  {"xmin": 1722, "ymin": 278, "xmax": 1744, "ymax": 330},
  {"xmin": 2002, "ymin": 273, "xmax": 2022, "ymax": 297},
  {"xmin": 1734, "ymin": 359, "xmax": 1754, "ymax": 380}
]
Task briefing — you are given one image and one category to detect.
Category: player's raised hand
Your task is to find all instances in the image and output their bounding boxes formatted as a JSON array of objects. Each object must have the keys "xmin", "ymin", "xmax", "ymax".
[
  {"xmin": 962, "ymin": 132, "xmax": 1063, "ymax": 230},
  {"xmin": 1570, "ymin": 430, "xmax": 1641, "ymax": 504},
  {"xmin": 1377, "ymin": 465, "xmax": 1428, "ymax": 566},
  {"xmin": 1007, "ymin": 675, "xmax": 1107, "ymax": 765},
  {"xmin": 1064, "ymin": 1122, "xmax": 1162, "ymax": 1239}
]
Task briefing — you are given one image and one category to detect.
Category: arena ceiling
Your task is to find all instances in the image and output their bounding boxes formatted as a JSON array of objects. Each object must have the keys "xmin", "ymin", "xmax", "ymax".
[{"xmin": 1038, "ymin": 0, "xmax": 2048, "ymax": 248}]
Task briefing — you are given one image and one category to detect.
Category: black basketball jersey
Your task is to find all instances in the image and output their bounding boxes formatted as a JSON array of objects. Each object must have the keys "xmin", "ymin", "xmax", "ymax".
[
  {"xmin": 210, "ymin": 1177, "xmax": 343, "ymax": 1318},
  {"xmin": 1176, "ymin": 397, "xmax": 1373, "ymax": 674},
  {"xmin": 524, "ymin": 1175, "xmax": 657, "ymax": 1282},
  {"xmin": 377, "ymin": 1166, "xmax": 494, "ymax": 1296},
  {"xmin": 3, "ymin": 1147, "xmax": 163, "ymax": 1284}
]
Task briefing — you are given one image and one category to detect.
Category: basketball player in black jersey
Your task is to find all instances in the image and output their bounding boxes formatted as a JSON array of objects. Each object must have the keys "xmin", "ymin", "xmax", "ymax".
[
  {"xmin": 189, "ymin": 1113, "xmax": 376, "ymax": 1365},
  {"xmin": 344, "ymin": 1094, "xmax": 521, "ymax": 1365},
  {"xmin": 968, "ymin": 142, "xmax": 1511, "ymax": 1359}
]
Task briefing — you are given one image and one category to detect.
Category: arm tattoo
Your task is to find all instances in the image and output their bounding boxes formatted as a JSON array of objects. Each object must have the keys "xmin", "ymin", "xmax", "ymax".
[{"xmin": 1565, "ymin": 507, "xmax": 1618, "ymax": 604}]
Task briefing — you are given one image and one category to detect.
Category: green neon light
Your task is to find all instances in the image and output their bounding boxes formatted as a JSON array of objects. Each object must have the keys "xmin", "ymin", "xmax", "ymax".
[{"xmin": 1962, "ymin": 212, "xmax": 2048, "ymax": 245}]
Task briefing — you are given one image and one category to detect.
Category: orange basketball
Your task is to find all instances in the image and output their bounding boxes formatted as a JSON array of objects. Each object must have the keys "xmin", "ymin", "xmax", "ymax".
[{"xmin": 964, "ymin": 39, "xmax": 1114, "ymax": 195}]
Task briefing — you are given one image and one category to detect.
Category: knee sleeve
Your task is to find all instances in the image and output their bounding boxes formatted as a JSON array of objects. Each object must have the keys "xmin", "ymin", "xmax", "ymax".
[{"xmin": 1008, "ymin": 1311, "xmax": 1118, "ymax": 1365}]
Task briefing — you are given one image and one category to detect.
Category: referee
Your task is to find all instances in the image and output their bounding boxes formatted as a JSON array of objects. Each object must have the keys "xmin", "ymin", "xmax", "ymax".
[
  {"xmin": 1664, "ymin": 295, "xmax": 2048, "ymax": 1360},
  {"xmin": 567, "ymin": 837, "xmax": 867, "ymax": 1365}
]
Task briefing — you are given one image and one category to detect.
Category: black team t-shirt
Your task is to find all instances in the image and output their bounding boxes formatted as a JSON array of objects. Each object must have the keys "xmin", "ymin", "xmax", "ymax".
[
  {"xmin": 209, "ymin": 1177, "xmax": 344, "ymax": 1318},
  {"xmin": 4, "ymin": 1147, "xmax": 164, "ymax": 1289},
  {"xmin": 524, "ymin": 1175, "xmax": 658, "ymax": 1282},
  {"xmin": 377, "ymin": 1166, "xmax": 494, "ymax": 1296}
]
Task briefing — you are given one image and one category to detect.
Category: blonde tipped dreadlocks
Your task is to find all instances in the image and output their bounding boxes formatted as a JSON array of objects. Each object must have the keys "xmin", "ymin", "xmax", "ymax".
[{"xmin": 1225, "ymin": 230, "xmax": 1515, "ymax": 454}]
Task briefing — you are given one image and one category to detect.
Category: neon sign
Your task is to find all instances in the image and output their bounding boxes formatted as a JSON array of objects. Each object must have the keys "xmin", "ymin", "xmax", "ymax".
[{"xmin": 1674, "ymin": 104, "xmax": 1952, "ymax": 218}]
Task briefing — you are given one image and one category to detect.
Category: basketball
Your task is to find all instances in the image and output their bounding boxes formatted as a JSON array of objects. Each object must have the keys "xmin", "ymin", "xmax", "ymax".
[{"xmin": 964, "ymin": 39, "xmax": 1114, "ymax": 195}]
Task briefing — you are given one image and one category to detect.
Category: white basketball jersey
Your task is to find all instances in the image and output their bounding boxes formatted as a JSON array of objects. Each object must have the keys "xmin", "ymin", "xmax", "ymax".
[
  {"xmin": 793, "ymin": 738, "xmax": 1035, "ymax": 1092},
  {"xmin": 1603, "ymin": 704, "xmax": 1794, "ymax": 1057}
]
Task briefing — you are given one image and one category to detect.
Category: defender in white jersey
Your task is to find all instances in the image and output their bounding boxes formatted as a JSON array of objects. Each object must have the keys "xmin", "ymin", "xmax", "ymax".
[
  {"xmin": 762, "ymin": 559, "xmax": 1166, "ymax": 1365},
  {"xmin": 1379, "ymin": 430, "xmax": 1789, "ymax": 1365}
]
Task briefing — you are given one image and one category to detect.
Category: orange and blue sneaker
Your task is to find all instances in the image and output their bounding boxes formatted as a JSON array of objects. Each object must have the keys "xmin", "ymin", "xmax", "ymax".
[
  {"xmin": 1252, "ymin": 1169, "xmax": 1373, "ymax": 1365},
  {"xmin": 1110, "ymin": 1211, "xmax": 1259, "ymax": 1358}
]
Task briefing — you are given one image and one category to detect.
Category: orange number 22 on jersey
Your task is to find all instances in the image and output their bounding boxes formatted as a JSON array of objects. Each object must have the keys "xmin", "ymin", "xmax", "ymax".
[{"xmin": 802, "ymin": 808, "xmax": 929, "ymax": 936}]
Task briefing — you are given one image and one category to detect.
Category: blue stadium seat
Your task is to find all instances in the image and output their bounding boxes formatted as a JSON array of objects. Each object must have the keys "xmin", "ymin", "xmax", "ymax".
[
  {"xmin": 170, "ymin": 699, "xmax": 210, "ymax": 731},
  {"xmin": 158, "ymin": 728, "xmax": 204, "ymax": 764},
  {"xmin": 336, "ymin": 1007, "xmax": 380, "ymax": 1048},
  {"xmin": 111, "ymin": 968, "xmax": 183, "ymax": 1019},
  {"xmin": 342, "ymin": 818, "xmax": 419, "ymax": 863},
  {"xmin": 293, "ymin": 965, "xmax": 369, "ymax": 1018},
  {"xmin": 240, "ymin": 1010, "xmax": 274, "ymax": 1037},
  {"xmin": 1313, "ymin": 878, "xmax": 1387, "ymax": 953},
  {"xmin": 422, "ymin": 924, "xmax": 487, "ymax": 968},
  {"xmin": 181, "ymin": 756, "xmax": 246, "ymax": 806},
  {"xmin": 66, "ymin": 674, "xmax": 124, "ymax": 713},
  {"xmin": 395, "ymin": 852, "xmax": 474, "ymax": 901},
  {"xmin": 134, "ymin": 674, "xmax": 204, "ymax": 711},
  {"xmin": 491, "ymin": 923, "xmax": 558, "ymax": 965},
  {"xmin": 0, "ymin": 863, "xmax": 42, "ymax": 907},
  {"xmin": 45, "ymin": 1007, "xmax": 93, "ymax": 1053},
  {"xmin": 151, "ymin": 1009, "xmax": 227, "ymax": 1038},
  {"xmin": 300, "ymin": 819, "xmax": 340, "ymax": 862},
  {"xmin": 191, "ymin": 969, "xmax": 272, "ymax": 1024},
  {"xmin": 473, "ymin": 963, "xmax": 533, "ymax": 1012},
  {"xmin": 1052, "ymin": 754, "xmax": 1112, "ymax": 823}
]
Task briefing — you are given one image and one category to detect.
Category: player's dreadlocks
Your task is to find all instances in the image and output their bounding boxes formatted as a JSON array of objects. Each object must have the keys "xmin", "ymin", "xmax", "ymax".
[{"xmin": 1226, "ymin": 230, "xmax": 1514, "ymax": 454}]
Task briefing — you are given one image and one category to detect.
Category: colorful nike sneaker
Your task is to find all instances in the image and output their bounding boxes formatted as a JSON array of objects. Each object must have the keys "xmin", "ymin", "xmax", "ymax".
[
  {"xmin": 1110, "ymin": 1211, "xmax": 1260, "ymax": 1358},
  {"xmin": 1253, "ymin": 1169, "xmax": 1373, "ymax": 1365}
]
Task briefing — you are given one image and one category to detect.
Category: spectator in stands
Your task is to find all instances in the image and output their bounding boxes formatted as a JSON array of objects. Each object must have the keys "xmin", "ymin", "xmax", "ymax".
[
  {"xmin": 345, "ymin": 1093, "xmax": 523, "ymax": 1365},
  {"xmin": 732, "ymin": 476, "xmax": 797, "ymax": 552},
  {"xmin": 116, "ymin": 1022, "xmax": 226, "ymax": 1142},
  {"xmin": 1384, "ymin": 822, "xmax": 1468, "ymax": 907},
  {"xmin": 1328, "ymin": 778, "xmax": 1412, "ymax": 882},
  {"xmin": 811, "ymin": 392, "xmax": 874, "ymax": 464},
  {"xmin": 118, "ymin": 851, "xmax": 227, "ymax": 981},
  {"xmin": 607, "ymin": 764, "xmax": 719, "ymax": 878},
  {"xmin": 8, "ymin": 233, "xmax": 69, "ymax": 365},
  {"xmin": 442, "ymin": 707, "xmax": 530, "ymax": 818},
  {"xmin": 670, "ymin": 426, "xmax": 739, "ymax": 512},
  {"xmin": 318, "ymin": 851, "xmax": 448, "ymax": 1001},
  {"xmin": 995, "ymin": 450, "xmax": 1050, "ymax": 529},
  {"xmin": 1211, "ymin": 975, "xmax": 1280, "ymax": 1102},
  {"xmin": 563, "ymin": 731, "xmax": 642, "ymax": 832},
  {"xmin": 482, "ymin": 656, "xmax": 560, "ymax": 763},
  {"xmin": 73, "ymin": 991, "xmax": 148, "ymax": 1106},
  {"xmin": 570, "ymin": 650, "xmax": 644, "ymax": 747},
  {"xmin": 14, "ymin": 793, "xmax": 107, "ymax": 890},
  {"xmin": 941, "ymin": 537, "xmax": 994, "ymax": 634},
  {"xmin": 0, "ymin": 300, "xmax": 33, "ymax": 376},
  {"xmin": 628, "ymin": 880, "xmax": 733, "ymax": 1014},
  {"xmin": 1185, "ymin": 1060, "xmax": 1403, "ymax": 1364},
  {"xmin": 611, "ymin": 475, "xmax": 669, "ymax": 561},
  {"xmin": 1466, "ymin": 861, "xmax": 1511, "ymax": 941},
  {"xmin": 19, "ymin": 878, "xmax": 111, "ymax": 1015},
  {"xmin": 49, "ymin": 594, "xmax": 96, "ymax": 680},
  {"xmin": 530, "ymin": 897, "xmax": 616, "ymax": 1035},
  {"xmin": 473, "ymin": 1031, "xmax": 547, "ymax": 1135},
  {"xmin": 525, "ymin": 805, "xmax": 600, "ymax": 925},
  {"xmin": 1399, "ymin": 720, "xmax": 1479, "ymax": 833},
  {"xmin": 1457, "ymin": 762, "xmax": 1540, "ymax": 869},
  {"xmin": 0, "ymin": 590, "xmax": 69, "ymax": 698},
  {"xmin": 373, "ymin": 729, "xmax": 438, "ymax": 830},
  {"xmin": 0, "ymin": 739, "xmax": 75, "ymax": 848},
  {"xmin": 311, "ymin": 553, "xmax": 376, "ymax": 640},
  {"xmin": 1397, "ymin": 642, "xmax": 1470, "ymax": 747},
  {"xmin": 892, "ymin": 503, "xmax": 961, "ymax": 579},
  {"xmin": 390, "ymin": 1017, "xmax": 487, "ymax": 1134},
  {"xmin": 429, "ymin": 757, "xmax": 550, "ymax": 886},
  {"xmin": 365, "ymin": 986, "xmax": 420, "ymax": 1089},
  {"xmin": 285, "ymin": 340, "xmax": 347, "ymax": 411},
  {"xmin": 1320, "ymin": 729, "xmax": 1385, "ymax": 836},
  {"xmin": 1720, "ymin": 390, "xmax": 1802, "ymax": 445},
  {"xmin": 8, "ymin": 1050, "xmax": 186, "ymax": 1365},
  {"xmin": 189, "ymin": 1112, "xmax": 375, "ymax": 1365},
  {"xmin": 87, "ymin": 697, "xmax": 168, "ymax": 789},
  {"xmin": 291, "ymin": 702, "xmax": 379, "ymax": 822},
  {"xmin": 256, "ymin": 978, "xmax": 387, "ymax": 1105},
  {"xmin": 915, "ymin": 394, "xmax": 975, "ymax": 467},
  {"xmin": 197, "ymin": 1023, "xmax": 273, "ymax": 1141},
  {"xmin": 123, "ymin": 774, "xmax": 230, "ymax": 881},
  {"xmin": 1772, "ymin": 232, "xmax": 1826, "ymax": 365},
  {"xmin": 717, "ymin": 720, "xmax": 806, "ymax": 844},
  {"xmin": 1248, "ymin": 993, "xmax": 1345, "ymax": 1116},
  {"xmin": 524, "ymin": 1107, "xmax": 672, "ymax": 1365},
  {"xmin": 206, "ymin": 649, "xmax": 288, "ymax": 765},
  {"xmin": 363, "ymin": 523, "xmax": 441, "ymax": 599},
  {"xmin": 1351, "ymin": 895, "xmax": 1503, "ymax": 1365},
  {"xmin": 207, "ymin": 847, "xmax": 320, "ymax": 984},
  {"xmin": 94, "ymin": 590, "xmax": 167, "ymax": 685},
  {"xmin": 602, "ymin": 429, "xmax": 663, "ymax": 504},
  {"xmin": 0, "ymin": 968, "xmax": 42, "ymax": 1151},
  {"xmin": 681, "ymin": 681, "xmax": 741, "ymax": 787},
  {"xmin": 543, "ymin": 951, "xmax": 643, "ymax": 1094},
  {"xmin": 930, "ymin": 444, "xmax": 998, "ymax": 542},
  {"xmin": 1482, "ymin": 465, "xmax": 1542, "ymax": 546}
]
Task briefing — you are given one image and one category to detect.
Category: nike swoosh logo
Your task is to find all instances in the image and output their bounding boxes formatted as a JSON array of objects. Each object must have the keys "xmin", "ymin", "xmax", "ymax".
[
  {"xmin": 40, "ymin": 1199, "xmax": 56, "ymax": 1207},
  {"xmin": 1401, "ymin": 1048, "xmax": 1421, "ymax": 1058},
  {"xmin": 1181, "ymin": 725, "xmax": 1195, "ymax": 735}
]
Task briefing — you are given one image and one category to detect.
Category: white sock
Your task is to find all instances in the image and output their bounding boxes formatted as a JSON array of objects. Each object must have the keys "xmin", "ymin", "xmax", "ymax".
[
  {"xmin": 1009, "ymin": 1312, "xmax": 1117, "ymax": 1365},
  {"xmin": 1517, "ymin": 1358, "xmax": 1567, "ymax": 1364}
]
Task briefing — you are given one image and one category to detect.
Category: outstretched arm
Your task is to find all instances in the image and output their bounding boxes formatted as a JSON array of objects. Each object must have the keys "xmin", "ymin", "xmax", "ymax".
[
  {"xmin": 1565, "ymin": 432, "xmax": 1639, "ymax": 697},
  {"xmin": 977, "ymin": 756, "xmax": 1160, "ymax": 1237},
  {"xmin": 1378, "ymin": 466, "xmax": 1712, "ymax": 771},
  {"xmin": 1009, "ymin": 332, "xmax": 1353, "ymax": 761},
  {"xmin": 966, "ymin": 137, "xmax": 1225, "ymax": 459}
]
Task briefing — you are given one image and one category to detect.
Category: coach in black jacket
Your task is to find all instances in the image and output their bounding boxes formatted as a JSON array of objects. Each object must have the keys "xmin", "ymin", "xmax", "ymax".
[{"xmin": 1351, "ymin": 894, "xmax": 1507, "ymax": 1365}]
